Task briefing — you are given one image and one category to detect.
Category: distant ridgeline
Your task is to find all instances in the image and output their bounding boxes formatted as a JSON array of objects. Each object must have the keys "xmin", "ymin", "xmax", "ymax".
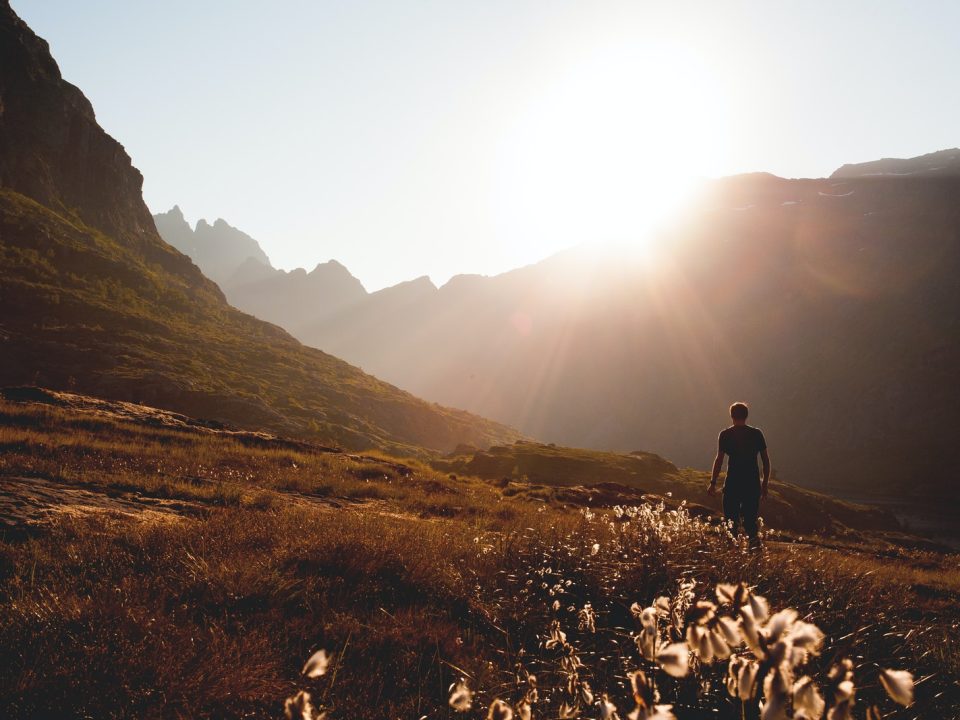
[
  {"xmin": 158, "ymin": 150, "xmax": 960, "ymax": 501},
  {"xmin": 0, "ymin": 0, "xmax": 519, "ymax": 455}
]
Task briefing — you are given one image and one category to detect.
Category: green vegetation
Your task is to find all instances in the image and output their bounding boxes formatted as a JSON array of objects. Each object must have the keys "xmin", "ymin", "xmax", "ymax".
[
  {"xmin": 0, "ymin": 189, "xmax": 519, "ymax": 455},
  {"xmin": 0, "ymin": 393, "xmax": 956, "ymax": 719}
]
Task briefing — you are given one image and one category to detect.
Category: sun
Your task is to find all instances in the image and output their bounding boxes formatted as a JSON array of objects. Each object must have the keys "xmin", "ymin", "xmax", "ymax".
[{"xmin": 495, "ymin": 41, "xmax": 730, "ymax": 258}]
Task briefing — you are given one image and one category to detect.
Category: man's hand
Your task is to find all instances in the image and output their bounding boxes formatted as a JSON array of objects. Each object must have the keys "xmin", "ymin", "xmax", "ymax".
[
  {"xmin": 707, "ymin": 481, "xmax": 718, "ymax": 497},
  {"xmin": 760, "ymin": 482, "xmax": 768, "ymax": 500}
]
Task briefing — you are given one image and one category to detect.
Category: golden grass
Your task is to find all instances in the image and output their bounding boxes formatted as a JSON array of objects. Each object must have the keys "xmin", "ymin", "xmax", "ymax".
[{"xmin": 0, "ymin": 397, "xmax": 957, "ymax": 719}]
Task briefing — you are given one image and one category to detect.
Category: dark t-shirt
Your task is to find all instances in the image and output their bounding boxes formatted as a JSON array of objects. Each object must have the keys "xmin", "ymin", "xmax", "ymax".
[{"xmin": 719, "ymin": 425, "xmax": 767, "ymax": 487}]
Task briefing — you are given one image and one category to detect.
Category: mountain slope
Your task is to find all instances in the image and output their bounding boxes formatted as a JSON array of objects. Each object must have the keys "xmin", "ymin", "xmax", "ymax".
[
  {"xmin": 221, "ymin": 259, "xmax": 368, "ymax": 333},
  {"xmin": 290, "ymin": 165, "xmax": 960, "ymax": 499},
  {"xmin": 0, "ymin": 1, "xmax": 518, "ymax": 455}
]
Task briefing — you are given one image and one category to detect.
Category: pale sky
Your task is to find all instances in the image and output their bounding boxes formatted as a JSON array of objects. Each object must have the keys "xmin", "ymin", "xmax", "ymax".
[{"xmin": 13, "ymin": 1, "xmax": 960, "ymax": 290}]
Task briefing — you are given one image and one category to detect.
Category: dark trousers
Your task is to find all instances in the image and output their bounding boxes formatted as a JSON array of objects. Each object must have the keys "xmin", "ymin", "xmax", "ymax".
[{"xmin": 723, "ymin": 483, "xmax": 761, "ymax": 538}]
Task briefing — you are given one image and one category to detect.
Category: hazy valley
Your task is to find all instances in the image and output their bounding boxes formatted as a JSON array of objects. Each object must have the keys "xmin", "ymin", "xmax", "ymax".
[{"xmin": 157, "ymin": 153, "xmax": 960, "ymax": 534}]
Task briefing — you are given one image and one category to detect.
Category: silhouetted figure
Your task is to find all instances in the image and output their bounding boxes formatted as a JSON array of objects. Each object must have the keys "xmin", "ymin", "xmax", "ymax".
[{"xmin": 707, "ymin": 402, "xmax": 770, "ymax": 545}]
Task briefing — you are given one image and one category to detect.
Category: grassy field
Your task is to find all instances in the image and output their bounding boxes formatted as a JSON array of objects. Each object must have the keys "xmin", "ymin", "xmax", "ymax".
[{"xmin": 0, "ymin": 392, "xmax": 957, "ymax": 719}]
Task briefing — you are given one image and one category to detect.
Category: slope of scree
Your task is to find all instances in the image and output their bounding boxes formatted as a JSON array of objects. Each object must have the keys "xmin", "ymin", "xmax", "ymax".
[{"xmin": 0, "ymin": 1, "xmax": 518, "ymax": 455}]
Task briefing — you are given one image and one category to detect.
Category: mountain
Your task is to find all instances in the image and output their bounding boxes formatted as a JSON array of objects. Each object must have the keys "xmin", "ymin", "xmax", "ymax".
[
  {"xmin": 153, "ymin": 207, "xmax": 369, "ymax": 332},
  {"xmin": 220, "ymin": 259, "xmax": 368, "ymax": 333},
  {"xmin": 831, "ymin": 148, "xmax": 960, "ymax": 178},
  {"xmin": 279, "ymin": 159, "xmax": 960, "ymax": 502},
  {"xmin": 0, "ymin": 1, "xmax": 519, "ymax": 455},
  {"xmin": 153, "ymin": 205, "xmax": 272, "ymax": 285}
]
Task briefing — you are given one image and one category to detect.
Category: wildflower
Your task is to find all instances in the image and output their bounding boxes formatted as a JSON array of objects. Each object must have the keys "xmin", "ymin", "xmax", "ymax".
[
  {"xmin": 749, "ymin": 593, "xmax": 770, "ymax": 623},
  {"xmin": 727, "ymin": 656, "xmax": 760, "ymax": 700},
  {"xmin": 301, "ymin": 649, "xmax": 330, "ymax": 678},
  {"xmin": 578, "ymin": 603, "xmax": 596, "ymax": 633},
  {"xmin": 878, "ymin": 669, "xmax": 914, "ymax": 707},
  {"xmin": 760, "ymin": 665, "xmax": 790, "ymax": 720},
  {"xmin": 598, "ymin": 694, "xmax": 619, "ymax": 720},
  {"xmin": 579, "ymin": 681, "xmax": 595, "ymax": 705},
  {"xmin": 487, "ymin": 699, "xmax": 514, "ymax": 720},
  {"xmin": 717, "ymin": 616, "xmax": 741, "ymax": 647},
  {"xmin": 516, "ymin": 699, "xmax": 532, "ymax": 720},
  {"xmin": 739, "ymin": 604, "xmax": 762, "ymax": 656},
  {"xmin": 689, "ymin": 600, "xmax": 716, "ymax": 625},
  {"xmin": 545, "ymin": 620, "xmax": 568, "ymax": 650},
  {"xmin": 523, "ymin": 673, "xmax": 539, "ymax": 703},
  {"xmin": 656, "ymin": 642, "xmax": 689, "ymax": 678},
  {"xmin": 765, "ymin": 608, "xmax": 798, "ymax": 643},
  {"xmin": 792, "ymin": 676, "xmax": 825, "ymax": 720},
  {"xmin": 449, "ymin": 679, "xmax": 474, "ymax": 712},
  {"xmin": 628, "ymin": 704, "xmax": 676, "ymax": 720},
  {"xmin": 644, "ymin": 707, "xmax": 676, "ymax": 720},
  {"xmin": 788, "ymin": 620, "xmax": 824, "ymax": 653},
  {"xmin": 716, "ymin": 583, "xmax": 738, "ymax": 604},
  {"xmin": 686, "ymin": 624, "xmax": 712, "ymax": 661},
  {"xmin": 825, "ymin": 660, "xmax": 856, "ymax": 720},
  {"xmin": 284, "ymin": 690, "xmax": 320, "ymax": 720}
]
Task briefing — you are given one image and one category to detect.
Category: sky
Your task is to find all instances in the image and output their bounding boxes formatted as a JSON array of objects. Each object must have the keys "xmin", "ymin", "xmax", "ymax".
[{"xmin": 13, "ymin": 1, "xmax": 960, "ymax": 290}]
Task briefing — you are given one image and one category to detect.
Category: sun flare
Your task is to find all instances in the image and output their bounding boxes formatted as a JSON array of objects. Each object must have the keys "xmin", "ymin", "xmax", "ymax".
[{"xmin": 496, "ymin": 42, "xmax": 730, "ymax": 258}]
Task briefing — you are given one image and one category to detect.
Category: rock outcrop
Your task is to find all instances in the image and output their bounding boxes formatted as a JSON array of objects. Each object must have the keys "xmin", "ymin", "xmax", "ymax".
[{"xmin": 0, "ymin": 1, "xmax": 213, "ymax": 291}]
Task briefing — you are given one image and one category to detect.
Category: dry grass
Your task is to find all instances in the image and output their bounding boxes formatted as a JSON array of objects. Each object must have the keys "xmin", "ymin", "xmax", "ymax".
[{"xmin": 0, "ymin": 397, "xmax": 957, "ymax": 719}]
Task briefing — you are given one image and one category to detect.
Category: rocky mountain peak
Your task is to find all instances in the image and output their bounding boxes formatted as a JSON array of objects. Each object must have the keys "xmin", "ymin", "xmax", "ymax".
[{"xmin": 0, "ymin": 0, "xmax": 212, "ymax": 291}]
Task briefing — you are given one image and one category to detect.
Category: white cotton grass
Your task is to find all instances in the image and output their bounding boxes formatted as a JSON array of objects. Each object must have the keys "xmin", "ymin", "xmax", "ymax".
[
  {"xmin": 486, "ymin": 698, "xmax": 514, "ymax": 720},
  {"xmin": 284, "ymin": 690, "xmax": 323, "ymax": 720},
  {"xmin": 792, "ymin": 676, "xmax": 825, "ymax": 720},
  {"xmin": 655, "ymin": 642, "xmax": 690, "ymax": 678},
  {"xmin": 301, "ymin": 648, "xmax": 331, "ymax": 678},
  {"xmin": 879, "ymin": 668, "xmax": 914, "ymax": 707},
  {"xmin": 278, "ymin": 502, "xmax": 926, "ymax": 720},
  {"xmin": 598, "ymin": 693, "xmax": 619, "ymax": 720},
  {"xmin": 449, "ymin": 678, "xmax": 474, "ymax": 712},
  {"xmin": 283, "ymin": 650, "xmax": 333, "ymax": 720},
  {"xmin": 515, "ymin": 699, "xmax": 532, "ymax": 720}
]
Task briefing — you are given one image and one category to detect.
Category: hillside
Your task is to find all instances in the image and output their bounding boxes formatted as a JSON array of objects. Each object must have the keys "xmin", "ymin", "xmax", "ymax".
[
  {"xmin": 1, "ymin": 387, "xmax": 956, "ymax": 718},
  {"xmin": 431, "ymin": 441, "xmax": 909, "ymax": 541},
  {"xmin": 0, "ymin": 1, "xmax": 518, "ymax": 455},
  {"xmin": 278, "ymin": 165, "xmax": 959, "ymax": 506},
  {"xmin": 156, "ymin": 155, "xmax": 960, "ymax": 506},
  {"xmin": 831, "ymin": 147, "xmax": 960, "ymax": 178}
]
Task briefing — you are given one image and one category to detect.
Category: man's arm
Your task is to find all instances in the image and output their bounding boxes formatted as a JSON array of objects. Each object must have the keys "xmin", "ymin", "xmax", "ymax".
[
  {"xmin": 760, "ymin": 448, "xmax": 771, "ymax": 499},
  {"xmin": 708, "ymin": 443, "xmax": 724, "ymax": 496}
]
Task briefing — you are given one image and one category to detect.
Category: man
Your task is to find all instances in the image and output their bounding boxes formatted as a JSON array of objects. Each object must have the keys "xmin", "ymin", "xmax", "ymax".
[{"xmin": 707, "ymin": 402, "xmax": 770, "ymax": 543}]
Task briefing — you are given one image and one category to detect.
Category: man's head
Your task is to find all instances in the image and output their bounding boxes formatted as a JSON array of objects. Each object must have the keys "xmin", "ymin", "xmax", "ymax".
[{"xmin": 730, "ymin": 402, "xmax": 749, "ymax": 424}]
